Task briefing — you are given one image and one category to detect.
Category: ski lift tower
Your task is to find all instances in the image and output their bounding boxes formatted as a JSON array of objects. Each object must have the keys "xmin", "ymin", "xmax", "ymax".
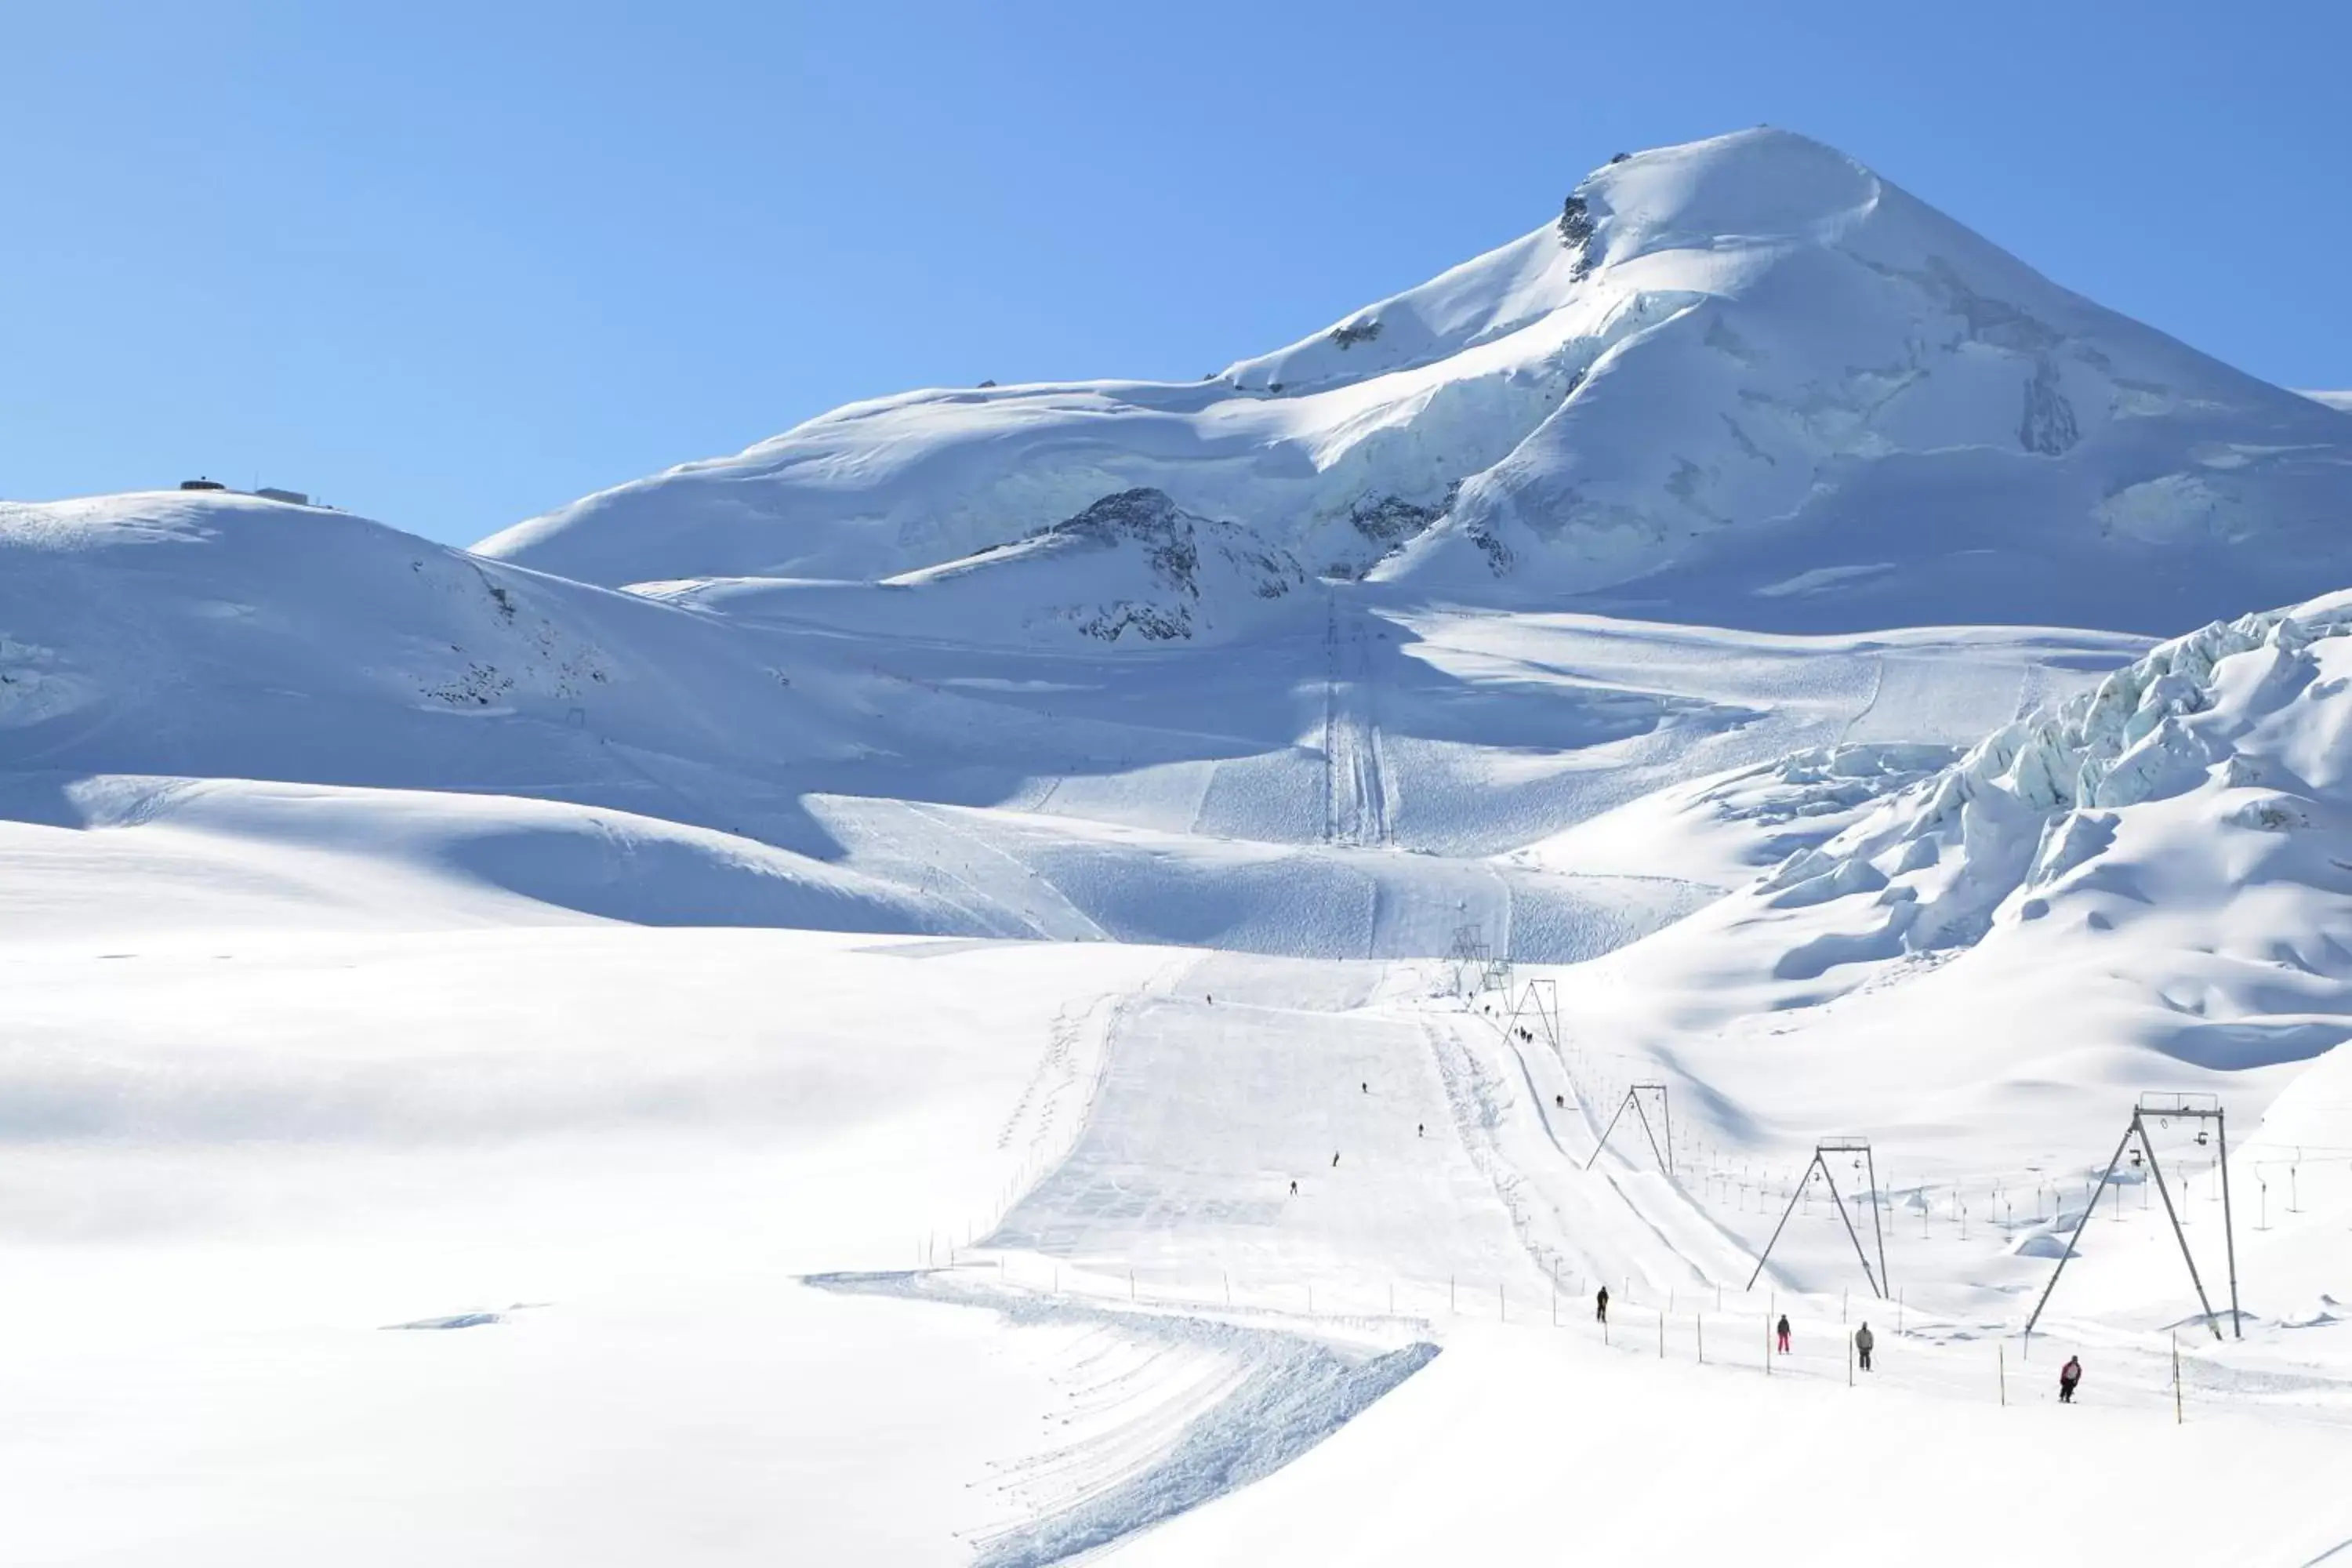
[
  {"xmin": 1445, "ymin": 925, "xmax": 1490, "ymax": 999},
  {"xmin": 1479, "ymin": 946, "xmax": 1515, "ymax": 1000},
  {"xmin": 2024, "ymin": 1091, "xmax": 2241, "ymax": 1342},
  {"xmin": 1746, "ymin": 1137, "xmax": 1889, "ymax": 1298},
  {"xmin": 1504, "ymin": 977, "xmax": 1559, "ymax": 1054},
  {"xmin": 1586, "ymin": 1082, "xmax": 1674, "ymax": 1178}
]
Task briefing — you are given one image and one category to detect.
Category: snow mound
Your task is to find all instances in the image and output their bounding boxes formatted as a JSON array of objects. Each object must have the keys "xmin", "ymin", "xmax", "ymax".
[
  {"xmin": 0, "ymin": 492, "xmax": 904, "ymax": 854},
  {"xmin": 480, "ymin": 129, "xmax": 2352, "ymax": 633}
]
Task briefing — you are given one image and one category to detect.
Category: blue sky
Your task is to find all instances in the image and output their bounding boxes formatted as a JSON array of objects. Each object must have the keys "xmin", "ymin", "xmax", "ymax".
[{"xmin": 5, "ymin": 1, "xmax": 2346, "ymax": 546}]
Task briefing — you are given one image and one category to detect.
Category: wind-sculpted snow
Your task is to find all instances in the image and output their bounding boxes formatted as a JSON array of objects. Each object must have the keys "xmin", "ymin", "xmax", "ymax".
[{"xmin": 481, "ymin": 129, "xmax": 2352, "ymax": 634}]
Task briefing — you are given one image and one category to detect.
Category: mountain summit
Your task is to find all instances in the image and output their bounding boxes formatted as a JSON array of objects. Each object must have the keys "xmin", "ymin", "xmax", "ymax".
[{"xmin": 479, "ymin": 129, "xmax": 2352, "ymax": 633}]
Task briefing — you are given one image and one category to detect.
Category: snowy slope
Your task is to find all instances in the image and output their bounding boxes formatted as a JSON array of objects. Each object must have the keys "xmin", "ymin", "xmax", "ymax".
[
  {"xmin": 481, "ymin": 129, "xmax": 2352, "ymax": 634},
  {"xmin": 2305, "ymin": 390, "xmax": 2352, "ymax": 415},
  {"xmin": 0, "ymin": 492, "xmax": 871, "ymax": 800},
  {"xmin": 5, "ymin": 490, "xmax": 2137, "ymax": 955},
  {"xmin": 18, "ymin": 134, "xmax": 2352, "ymax": 1565},
  {"xmin": 1711, "ymin": 589, "xmax": 2352, "ymax": 1000},
  {"xmin": 648, "ymin": 488, "xmax": 1312, "ymax": 648},
  {"xmin": 10, "ymin": 488, "xmax": 2352, "ymax": 1563},
  {"xmin": 1520, "ymin": 588, "xmax": 2352, "ymax": 1344}
]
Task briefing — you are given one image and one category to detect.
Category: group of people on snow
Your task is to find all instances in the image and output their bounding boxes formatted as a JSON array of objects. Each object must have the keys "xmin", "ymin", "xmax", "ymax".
[
  {"xmin": 1590, "ymin": 1292, "xmax": 2082, "ymax": 1399},
  {"xmin": 1283, "ymin": 1083, "xmax": 2096, "ymax": 1405}
]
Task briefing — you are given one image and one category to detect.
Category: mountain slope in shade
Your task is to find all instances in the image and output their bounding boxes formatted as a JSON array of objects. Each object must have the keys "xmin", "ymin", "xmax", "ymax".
[
  {"xmin": 478, "ymin": 129, "xmax": 2352, "ymax": 635},
  {"xmin": 0, "ymin": 491, "xmax": 892, "ymax": 848}
]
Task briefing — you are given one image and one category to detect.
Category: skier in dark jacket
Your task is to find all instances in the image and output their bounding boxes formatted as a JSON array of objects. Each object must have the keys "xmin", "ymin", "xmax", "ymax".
[
  {"xmin": 1595, "ymin": 1286, "xmax": 1610, "ymax": 1323},
  {"xmin": 2060, "ymin": 1356, "xmax": 2082, "ymax": 1403},
  {"xmin": 1776, "ymin": 1314, "xmax": 1792, "ymax": 1353},
  {"xmin": 1854, "ymin": 1323, "xmax": 1874, "ymax": 1371}
]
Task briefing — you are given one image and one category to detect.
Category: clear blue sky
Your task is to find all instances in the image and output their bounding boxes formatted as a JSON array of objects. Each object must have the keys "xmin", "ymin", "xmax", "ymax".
[{"xmin": 5, "ymin": 1, "xmax": 2346, "ymax": 546}]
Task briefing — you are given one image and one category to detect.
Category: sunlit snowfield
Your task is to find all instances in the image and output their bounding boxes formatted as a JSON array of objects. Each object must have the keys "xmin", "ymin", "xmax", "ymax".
[{"xmin": 8, "ymin": 127, "xmax": 2352, "ymax": 1565}]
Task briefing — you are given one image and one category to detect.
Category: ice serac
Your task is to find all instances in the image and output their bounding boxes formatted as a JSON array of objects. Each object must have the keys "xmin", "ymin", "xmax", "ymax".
[
  {"xmin": 478, "ymin": 129, "xmax": 2352, "ymax": 634},
  {"xmin": 1668, "ymin": 586, "xmax": 2352, "ymax": 1067}
]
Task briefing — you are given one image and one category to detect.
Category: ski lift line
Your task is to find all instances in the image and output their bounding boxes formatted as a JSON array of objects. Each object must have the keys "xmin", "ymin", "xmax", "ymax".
[
  {"xmin": 2024, "ymin": 1104, "xmax": 2240, "ymax": 1344},
  {"xmin": 1744, "ymin": 1139, "xmax": 1889, "ymax": 1297}
]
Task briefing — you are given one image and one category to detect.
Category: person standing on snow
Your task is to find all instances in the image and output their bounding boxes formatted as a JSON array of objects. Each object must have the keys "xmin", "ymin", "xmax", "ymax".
[
  {"xmin": 1854, "ymin": 1323, "xmax": 1874, "ymax": 1371},
  {"xmin": 2060, "ymin": 1356, "xmax": 2082, "ymax": 1403},
  {"xmin": 1595, "ymin": 1286, "xmax": 1610, "ymax": 1323},
  {"xmin": 1777, "ymin": 1314, "xmax": 1792, "ymax": 1354},
  {"xmin": 1331, "ymin": 1150, "xmax": 1340, "ymax": 1168}
]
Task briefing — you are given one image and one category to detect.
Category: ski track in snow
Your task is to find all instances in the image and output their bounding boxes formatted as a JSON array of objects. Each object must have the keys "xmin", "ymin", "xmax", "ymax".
[{"xmin": 804, "ymin": 1269, "xmax": 1437, "ymax": 1568}]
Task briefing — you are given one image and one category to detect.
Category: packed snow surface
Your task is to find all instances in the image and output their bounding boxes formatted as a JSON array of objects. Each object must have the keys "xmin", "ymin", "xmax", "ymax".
[{"xmin": 11, "ymin": 127, "xmax": 2352, "ymax": 1566}]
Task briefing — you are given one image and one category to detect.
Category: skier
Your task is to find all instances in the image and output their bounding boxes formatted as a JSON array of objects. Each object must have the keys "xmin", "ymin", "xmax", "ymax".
[
  {"xmin": 1361, "ymin": 1081, "xmax": 1368, "ymax": 1094},
  {"xmin": 1777, "ymin": 1314, "xmax": 1792, "ymax": 1354},
  {"xmin": 1854, "ymin": 1322, "xmax": 1874, "ymax": 1371},
  {"xmin": 1289, "ymin": 1179, "xmax": 1298, "ymax": 1196},
  {"xmin": 1595, "ymin": 1285, "xmax": 1610, "ymax": 1323},
  {"xmin": 1554, "ymin": 1093, "xmax": 1565, "ymax": 1109},
  {"xmin": 1331, "ymin": 1150, "xmax": 1341, "ymax": 1168},
  {"xmin": 2059, "ymin": 1355, "xmax": 2082, "ymax": 1403},
  {"xmin": 1417, "ymin": 1123, "xmax": 1425, "ymax": 1138}
]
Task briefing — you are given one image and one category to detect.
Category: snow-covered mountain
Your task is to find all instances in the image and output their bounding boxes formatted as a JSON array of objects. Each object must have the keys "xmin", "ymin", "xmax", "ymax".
[
  {"xmin": 481, "ymin": 129, "xmax": 2352, "ymax": 634},
  {"xmin": 18, "ymin": 129, "xmax": 2352, "ymax": 1568}
]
